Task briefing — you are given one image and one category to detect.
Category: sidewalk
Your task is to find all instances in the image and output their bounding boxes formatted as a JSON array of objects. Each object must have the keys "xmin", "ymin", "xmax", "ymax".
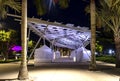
[{"xmin": 0, "ymin": 61, "xmax": 120, "ymax": 81}]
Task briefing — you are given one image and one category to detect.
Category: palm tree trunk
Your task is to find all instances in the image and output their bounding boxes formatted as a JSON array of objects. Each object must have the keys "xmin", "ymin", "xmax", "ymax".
[
  {"xmin": 89, "ymin": 0, "xmax": 96, "ymax": 70},
  {"xmin": 18, "ymin": 0, "xmax": 29, "ymax": 80},
  {"xmin": 114, "ymin": 35, "xmax": 120, "ymax": 68},
  {"xmin": 5, "ymin": 42, "xmax": 9, "ymax": 61}
]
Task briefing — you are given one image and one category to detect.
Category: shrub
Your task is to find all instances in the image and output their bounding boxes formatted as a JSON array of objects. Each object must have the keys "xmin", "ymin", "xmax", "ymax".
[{"xmin": 96, "ymin": 55, "xmax": 115, "ymax": 63}]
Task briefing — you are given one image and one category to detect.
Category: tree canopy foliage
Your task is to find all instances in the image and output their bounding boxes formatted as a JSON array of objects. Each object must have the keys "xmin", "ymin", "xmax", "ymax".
[
  {"xmin": 0, "ymin": 29, "xmax": 18, "ymax": 61},
  {"xmin": 0, "ymin": 0, "xmax": 21, "ymax": 19},
  {"xmin": 97, "ymin": 0, "xmax": 120, "ymax": 68}
]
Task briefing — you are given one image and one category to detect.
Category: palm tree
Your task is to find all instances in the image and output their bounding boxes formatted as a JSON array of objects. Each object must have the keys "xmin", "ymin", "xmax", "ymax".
[
  {"xmin": 18, "ymin": 0, "xmax": 69, "ymax": 80},
  {"xmin": 97, "ymin": 0, "xmax": 120, "ymax": 68},
  {"xmin": 0, "ymin": 0, "xmax": 21, "ymax": 19},
  {"xmin": 89, "ymin": 0, "xmax": 97, "ymax": 70},
  {"xmin": 18, "ymin": 0, "xmax": 29, "ymax": 80}
]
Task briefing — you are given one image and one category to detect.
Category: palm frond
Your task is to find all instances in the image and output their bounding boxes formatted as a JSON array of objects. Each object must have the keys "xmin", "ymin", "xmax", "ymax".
[
  {"xmin": 104, "ymin": 0, "xmax": 113, "ymax": 8},
  {"xmin": 97, "ymin": 0, "xmax": 120, "ymax": 32},
  {"xmin": 34, "ymin": 0, "xmax": 46, "ymax": 15},
  {"xmin": 112, "ymin": 0, "xmax": 120, "ymax": 6},
  {"xmin": 0, "ymin": 8, "xmax": 7, "ymax": 19},
  {"xmin": 4, "ymin": 0, "xmax": 21, "ymax": 12},
  {"xmin": 0, "ymin": 0, "xmax": 21, "ymax": 19},
  {"xmin": 58, "ymin": 0, "xmax": 70, "ymax": 9},
  {"xmin": 85, "ymin": 5, "xmax": 90, "ymax": 14}
]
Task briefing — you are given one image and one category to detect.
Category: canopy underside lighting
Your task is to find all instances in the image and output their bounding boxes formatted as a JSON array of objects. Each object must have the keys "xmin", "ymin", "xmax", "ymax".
[{"xmin": 28, "ymin": 20, "xmax": 91, "ymax": 49}]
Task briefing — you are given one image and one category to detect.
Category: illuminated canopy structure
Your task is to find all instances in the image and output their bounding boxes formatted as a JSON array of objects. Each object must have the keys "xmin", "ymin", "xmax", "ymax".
[
  {"xmin": 26, "ymin": 18, "xmax": 91, "ymax": 64},
  {"xmin": 27, "ymin": 18, "xmax": 91, "ymax": 49},
  {"xmin": 7, "ymin": 14, "xmax": 91, "ymax": 64}
]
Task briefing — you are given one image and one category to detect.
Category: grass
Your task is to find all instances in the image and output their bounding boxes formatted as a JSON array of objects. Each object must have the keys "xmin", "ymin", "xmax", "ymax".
[
  {"xmin": 0, "ymin": 59, "xmax": 21, "ymax": 63},
  {"xmin": 0, "ymin": 55, "xmax": 116, "ymax": 64},
  {"xmin": 96, "ymin": 55, "xmax": 115, "ymax": 63}
]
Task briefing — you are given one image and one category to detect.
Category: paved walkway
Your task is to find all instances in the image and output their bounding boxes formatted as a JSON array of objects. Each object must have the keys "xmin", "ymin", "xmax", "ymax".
[{"xmin": 0, "ymin": 61, "xmax": 120, "ymax": 81}]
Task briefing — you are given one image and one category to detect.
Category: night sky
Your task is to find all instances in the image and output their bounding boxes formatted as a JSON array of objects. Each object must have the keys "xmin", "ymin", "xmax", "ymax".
[
  {"xmin": 1, "ymin": 0, "xmax": 90, "ymax": 31},
  {"xmin": 27, "ymin": 0, "xmax": 90, "ymax": 27}
]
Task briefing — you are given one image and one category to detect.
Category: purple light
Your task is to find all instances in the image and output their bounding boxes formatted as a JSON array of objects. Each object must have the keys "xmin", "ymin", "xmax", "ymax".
[{"xmin": 11, "ymin": 46, "xmax": 22, "ymax": 52}]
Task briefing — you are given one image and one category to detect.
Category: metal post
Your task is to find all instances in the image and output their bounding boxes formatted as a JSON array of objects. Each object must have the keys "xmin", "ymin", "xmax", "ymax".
[
  {"xmin": 27, "ymin": 37, "xmax": 42, "ymax": 63},
  {"xmin": 27, "ymin": 28, "xmax": 31, "ymax": 56}
]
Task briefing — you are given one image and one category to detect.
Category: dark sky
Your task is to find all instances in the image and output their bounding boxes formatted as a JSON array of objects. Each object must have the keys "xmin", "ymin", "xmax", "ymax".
[
  {"xmin": 3, "ymin": 0, "xmax": 90, "ymax": 31},
  {"xmin": 28, "ymin": 0, "xmax": 90, "ymax": 27}
]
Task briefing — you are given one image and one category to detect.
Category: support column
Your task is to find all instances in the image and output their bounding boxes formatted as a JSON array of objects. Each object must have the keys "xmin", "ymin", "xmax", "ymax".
[{"xmin": 27, "ymin": 37, "xmax": 42, "ymax": 63}]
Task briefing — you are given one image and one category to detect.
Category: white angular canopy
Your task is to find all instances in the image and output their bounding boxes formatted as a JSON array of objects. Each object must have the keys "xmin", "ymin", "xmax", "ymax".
[
  {"xmin": 28, "ymin": 19, "xmax": 91, "ymax": 49},
  {"xmin": 6, "ymin": 14, "xmax": 91, "ymax": 49}
]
